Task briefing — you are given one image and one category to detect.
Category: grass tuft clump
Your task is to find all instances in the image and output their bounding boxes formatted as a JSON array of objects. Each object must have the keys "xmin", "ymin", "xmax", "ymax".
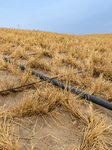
[{"xmin": 80, "ymin": 104, "xmax": 112, "ymax": 150}]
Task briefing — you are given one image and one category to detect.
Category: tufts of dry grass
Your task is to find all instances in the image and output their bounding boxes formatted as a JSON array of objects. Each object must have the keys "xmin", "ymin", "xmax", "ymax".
[
  {"xmin": 10, "ymin": 83, "xmax": 85, "ymax": 121},
  {"xmin": 80, "ymin": 104, "xmax": 112, "ymax": 150},
  {"xmin": 17, "ymin": 68, "xmax": 33, "ymax": 86},
  {"xmin": 27, "ymin": 56, "xmax": 53, "ymax": 72},
  {"xmin": 0, "ymin": 60, "xmax": 21, "ymax": 76},
  {"xmin": 0, "ymin": 77, "xmax": 18, "ymax": 95},
  {"xmin": 0, "ymin": 106, "xmax": 19, "ymax": 150},
  {"xmin": 11, "ymin": 86, "xmax": 60, "ymax": 118},
  {"xmin": 10, "ymin": 46, "xmax": 29, "ymax": 60}
]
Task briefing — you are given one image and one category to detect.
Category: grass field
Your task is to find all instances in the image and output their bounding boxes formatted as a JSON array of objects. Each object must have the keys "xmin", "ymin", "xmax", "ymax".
[{"xmin": 0, "ymin": 28, "xmax": 112, "ymax": 150}]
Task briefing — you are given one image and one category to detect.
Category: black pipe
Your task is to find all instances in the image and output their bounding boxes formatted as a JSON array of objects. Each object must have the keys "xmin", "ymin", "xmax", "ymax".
[{"xmin": 3, "ymin": 56, "xmax": 112, "ymax": 110}]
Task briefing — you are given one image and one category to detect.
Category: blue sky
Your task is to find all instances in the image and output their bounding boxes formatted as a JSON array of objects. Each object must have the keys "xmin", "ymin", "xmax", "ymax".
[{"xmin": 0, "ymin": 0, "xmax": 112, "ymax": 35}]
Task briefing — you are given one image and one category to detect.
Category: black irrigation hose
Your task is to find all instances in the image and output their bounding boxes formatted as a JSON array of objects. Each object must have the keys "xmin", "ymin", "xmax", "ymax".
[
  {"xmin": 0, "ymin": 69, "xmax": 89, "ymax": 94},
  {"xmin": 0, "ymin": 55, "xmax": 90, "ymax": 93},
  {"xmin": 3, "ymin": 56, "xmax": 112, "ymax": 110}
]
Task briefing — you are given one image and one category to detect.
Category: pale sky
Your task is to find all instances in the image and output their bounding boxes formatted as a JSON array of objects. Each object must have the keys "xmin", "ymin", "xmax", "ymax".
[{"xmin": 0, "ymin": 0, "xmax": 112, "ymax": 35}]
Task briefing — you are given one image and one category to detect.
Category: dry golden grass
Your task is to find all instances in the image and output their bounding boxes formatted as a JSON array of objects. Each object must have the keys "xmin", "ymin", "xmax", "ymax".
[
  {"xmin": 80, "ymin": 105, "xmax": 112, "ymax": 150},
  {"xmin": 0, "ymin": 106, "xmax": 19, "ymax": 150},
  {"xmin": 0, "ymin": 28, "xmax": 112, "ymax": 149}
]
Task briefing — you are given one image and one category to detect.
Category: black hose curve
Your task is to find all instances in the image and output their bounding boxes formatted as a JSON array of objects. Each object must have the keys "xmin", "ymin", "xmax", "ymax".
[{"xmin": 3, "ymin": 56, "xmax": 112, "ymax": 110}]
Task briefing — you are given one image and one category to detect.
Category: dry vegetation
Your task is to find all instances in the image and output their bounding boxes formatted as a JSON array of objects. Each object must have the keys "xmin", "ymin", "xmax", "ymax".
[{"xmin": 0, "ymin": 28, "xmax": 112, "ymax": 149}]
